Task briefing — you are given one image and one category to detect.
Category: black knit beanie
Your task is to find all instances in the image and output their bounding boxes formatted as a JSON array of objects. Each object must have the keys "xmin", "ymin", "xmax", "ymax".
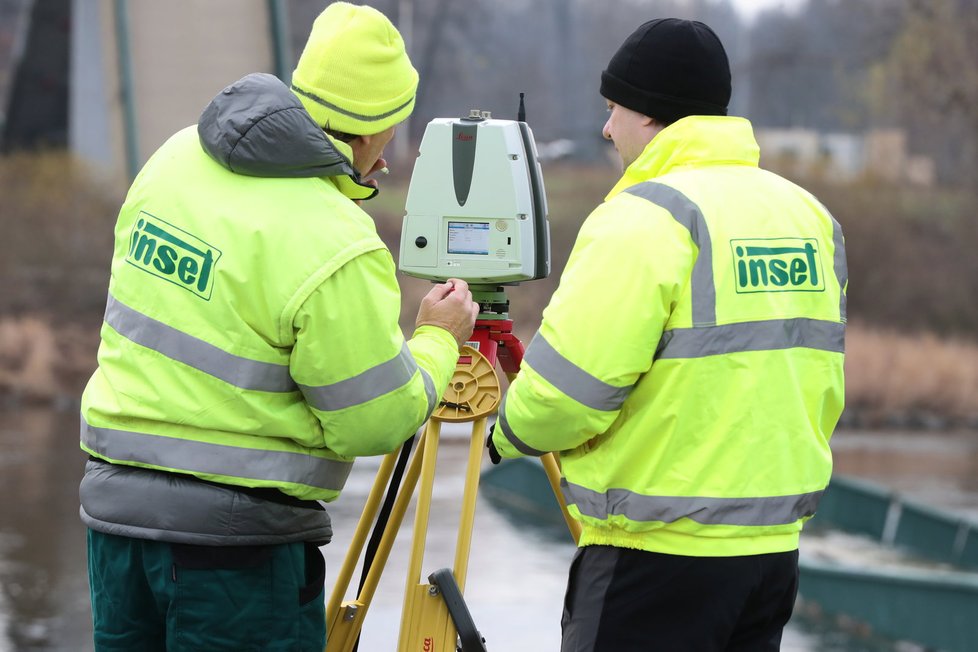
[{"xmin": 600, "ymin": 18, "xmax": 731, "ymax": 124}]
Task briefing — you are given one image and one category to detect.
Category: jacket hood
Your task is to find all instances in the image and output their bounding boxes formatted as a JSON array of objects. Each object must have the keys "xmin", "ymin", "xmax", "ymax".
[{"xmin": 197, "ymin": 72, "xmax": 374, "ymax": 194}]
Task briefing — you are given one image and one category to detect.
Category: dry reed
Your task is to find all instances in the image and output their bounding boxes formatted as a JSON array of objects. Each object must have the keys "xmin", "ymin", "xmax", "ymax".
[
  {"xmin": 845, "ymin": 322, "xmax": 978, "ymax": 426},
  {"xmin": 0, "ymin": 315, "xmax": 99, "ymax": 403}
]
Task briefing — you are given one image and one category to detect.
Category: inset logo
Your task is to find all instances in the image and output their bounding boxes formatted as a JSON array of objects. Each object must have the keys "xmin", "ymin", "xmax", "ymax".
[
  {"xmin": 731, "ymin": 238, "xmax": 824, "ymax": 293},
  {"xmin": 125, "ymin": 211, "xmax": 222, "ymax": 300}
]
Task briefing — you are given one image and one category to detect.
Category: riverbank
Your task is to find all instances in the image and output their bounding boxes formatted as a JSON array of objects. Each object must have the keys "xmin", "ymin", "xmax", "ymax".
[{"xmin": 2, "ymin": 314, "xmax": 977, "ymax": 430}]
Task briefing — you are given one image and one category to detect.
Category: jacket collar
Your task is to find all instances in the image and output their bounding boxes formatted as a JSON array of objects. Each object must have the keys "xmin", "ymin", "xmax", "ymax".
[
  {"xmin": 606, "ymin": 116, "xmax": 760, "ymax": 200},
  {"xmin": 324, "ymin": 136, "xmax": 377, "ymax": 201}
]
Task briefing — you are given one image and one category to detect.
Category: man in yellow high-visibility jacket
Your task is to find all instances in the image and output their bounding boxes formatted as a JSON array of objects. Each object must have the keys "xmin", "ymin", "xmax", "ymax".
[
  {"xmin": 489, "ymin": 18, "xmax": 846, "ymax": 652},
  {"xmin": 79, "ymin": 4, "xmax": 477, "ymax": 650}
]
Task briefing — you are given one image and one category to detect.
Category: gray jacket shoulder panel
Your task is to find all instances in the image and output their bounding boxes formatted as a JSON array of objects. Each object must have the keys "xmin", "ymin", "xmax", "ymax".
[
  {"xmin": 80, "ymin": 459, "xmax": 332, "ymax": 546},
  {"xmin": 197, "ymin": 72, "xmax": 360, "ymax": 180}
]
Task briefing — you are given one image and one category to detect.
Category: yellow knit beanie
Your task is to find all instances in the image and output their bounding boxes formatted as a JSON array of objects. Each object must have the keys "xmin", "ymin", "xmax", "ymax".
[{"xmin": 291, "ymin": 2, "xmax": 418, "ymax": 135}]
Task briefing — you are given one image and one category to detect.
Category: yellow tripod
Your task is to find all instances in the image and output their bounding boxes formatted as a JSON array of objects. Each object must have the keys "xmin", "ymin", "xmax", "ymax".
[{"xmin": 325, "ymin": 318, "xmax": 581, "ymax": 651}]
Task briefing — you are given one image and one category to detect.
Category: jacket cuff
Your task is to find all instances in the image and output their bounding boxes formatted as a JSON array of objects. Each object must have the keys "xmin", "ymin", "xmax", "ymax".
[{"xmin": 411, "ymin": 324, "xmax": 459, "ymax": 352}]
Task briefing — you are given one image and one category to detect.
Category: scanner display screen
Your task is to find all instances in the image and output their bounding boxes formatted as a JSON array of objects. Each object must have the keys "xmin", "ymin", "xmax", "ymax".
[{"xmin": 447, "ymin": 221, "xmax": 490, "ymax": 255}]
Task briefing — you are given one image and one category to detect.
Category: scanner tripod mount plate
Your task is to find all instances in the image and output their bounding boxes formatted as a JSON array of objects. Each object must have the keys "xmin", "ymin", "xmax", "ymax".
[{"xmin": 432, "ymin": 345, "xmax": 500, "ymax": 422}]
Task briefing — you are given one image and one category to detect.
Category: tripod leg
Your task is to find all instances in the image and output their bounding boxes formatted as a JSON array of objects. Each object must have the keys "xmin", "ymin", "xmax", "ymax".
[
  {"xmin": 397, "ymin": 417, "xmax": 495, "ymax": 652},
  {"xmin": 397, "ymin": 418, "xmax": 449, "ymax": 651},
  {"xmin": 453, "ymin": 416, "xmax": 489, "ymax": 590},
  {"xmin": 327, "ymin": 450, "xmax": 400, "ymax": 621},
  {"xmin": 541, "ymin": 453, "xmax": 582, "ymax": 544},
  {"xmin": 416, "ymin": 417, "xmax": 491, "ymax": 651},
  {"xmin": 326, "ymin": 429, "xmax": 428, "ymax": 652}
]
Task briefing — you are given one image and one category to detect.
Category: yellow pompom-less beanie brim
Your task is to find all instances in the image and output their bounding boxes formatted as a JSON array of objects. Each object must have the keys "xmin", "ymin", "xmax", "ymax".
[{"xmin": 291, "ymin": 2, "xmax": 418, "ymax": 135}]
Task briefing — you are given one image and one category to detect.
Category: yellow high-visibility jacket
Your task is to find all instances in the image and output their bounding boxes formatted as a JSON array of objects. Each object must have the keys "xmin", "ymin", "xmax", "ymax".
[
  {"xmin": 495, "ymin": 116, "xmax": 847, "ymax": 557},
  {"xmin": 81, "ymin": 73, "xmax": 460, "ymax": 504}
]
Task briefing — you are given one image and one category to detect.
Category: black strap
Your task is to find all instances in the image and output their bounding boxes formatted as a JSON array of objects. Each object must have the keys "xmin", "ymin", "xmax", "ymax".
[{"xmin": 352, "ymin": 434, "xmax": 417, "ymax": 652}]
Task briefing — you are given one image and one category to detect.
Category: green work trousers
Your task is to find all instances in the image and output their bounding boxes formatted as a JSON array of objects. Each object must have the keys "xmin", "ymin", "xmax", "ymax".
[{"xmin": 87, "ymin": 530, "xmax": 326, "ymax": 651}]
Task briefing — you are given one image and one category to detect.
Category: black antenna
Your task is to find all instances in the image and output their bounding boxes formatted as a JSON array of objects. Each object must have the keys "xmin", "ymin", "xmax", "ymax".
[{"xmin": 517, "ymin": 92, "xmax": 526, "ymax": 122}]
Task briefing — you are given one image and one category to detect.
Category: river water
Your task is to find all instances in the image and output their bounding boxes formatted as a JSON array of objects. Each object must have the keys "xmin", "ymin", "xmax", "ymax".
[{"xmin": 2, "ymin": 405, "xmax": 976, "ymax": 651}]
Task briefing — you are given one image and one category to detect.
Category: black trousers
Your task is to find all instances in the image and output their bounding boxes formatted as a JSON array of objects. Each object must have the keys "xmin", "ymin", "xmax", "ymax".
[{"xmin": 560, "ymin": 545, "xmax": 799, "ymax": 652}]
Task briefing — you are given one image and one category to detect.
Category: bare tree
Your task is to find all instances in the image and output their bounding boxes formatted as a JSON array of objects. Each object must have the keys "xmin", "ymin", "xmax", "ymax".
[{"xmin": 886, "ymin": 0, "xmax": 978, "ymax": 184}]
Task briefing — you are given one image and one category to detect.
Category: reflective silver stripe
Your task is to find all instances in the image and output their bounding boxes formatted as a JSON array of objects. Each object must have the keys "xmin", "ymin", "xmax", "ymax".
[
  {"xmin": 291, "ymin": 84, "xmax": 414, "ymax": 123},
  {"xmin": 104, "ymin": 294, "xmax": 295, "ymax": 392},
  {"xmin": 82, "ymin": 422, "xmax": 353, "ymax": 492},
  {"xmin": 496, "ymin": 395, "xmax": 547, "ymax": 457},
  {"xmin": 625, "ymin": 182, "xmax": 716, "ymax": 326},
  {"xmin": 421, "ymin": 368, "xmax": 439, "ymax": 422},
  {"xmin": 562, "ymin": 480, "xmax": 823, "ymax": 527},
  {"xmin": 830, "ymin": 213, "xmax": 848, "ymax": 320},
  {"xmin": 656, "ymin": 318, "xmax": 845, "ymax": 360},
  {"xmin": 299, "ymin": 343, "xmax": 420, "ymax": 411},
  {"xmin": 524, "ymin": 333, "xmax": 632, "ymax": 412}
]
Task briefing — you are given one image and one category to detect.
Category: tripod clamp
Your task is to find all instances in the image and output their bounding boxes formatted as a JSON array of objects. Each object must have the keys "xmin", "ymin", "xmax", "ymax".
[{"xmin": 467, "ymin": 285, "xmax": 524, "ymax": 376}]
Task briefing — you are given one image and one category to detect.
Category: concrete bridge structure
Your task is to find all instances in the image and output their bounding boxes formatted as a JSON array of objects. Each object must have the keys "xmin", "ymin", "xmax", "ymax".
[{"xmin": 70, "ymin": 0, "xmax": 289, "ymax": 181}]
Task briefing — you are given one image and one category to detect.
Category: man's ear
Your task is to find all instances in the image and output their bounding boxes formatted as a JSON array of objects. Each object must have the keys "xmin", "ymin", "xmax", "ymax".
[{"xmin": 347, "ymin": 134, "xmax": 368, "ymax": 170}]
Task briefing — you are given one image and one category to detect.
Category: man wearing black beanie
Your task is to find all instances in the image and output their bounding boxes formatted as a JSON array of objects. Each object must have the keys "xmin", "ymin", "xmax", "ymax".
[{"xmin": 490, "ymin": 18, "xmax": 848, "ymax": 652}]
